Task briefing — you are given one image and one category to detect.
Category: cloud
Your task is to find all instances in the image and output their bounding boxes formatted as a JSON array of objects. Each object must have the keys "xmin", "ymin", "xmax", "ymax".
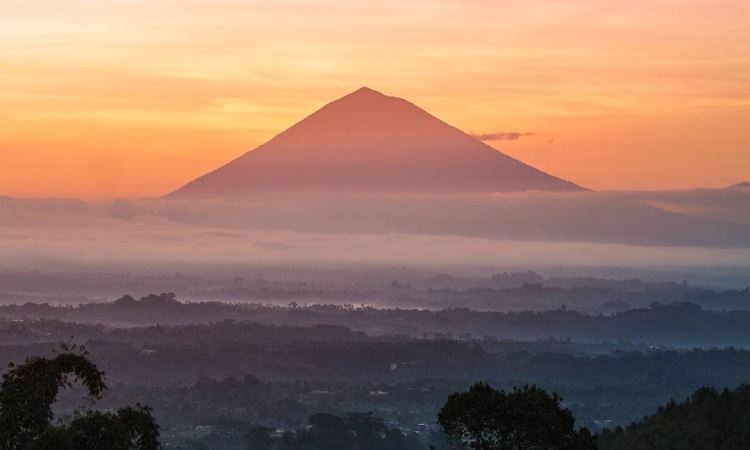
[{"xmin": 472, "ymin": 132, "xmax": 535, "ymax": 141}]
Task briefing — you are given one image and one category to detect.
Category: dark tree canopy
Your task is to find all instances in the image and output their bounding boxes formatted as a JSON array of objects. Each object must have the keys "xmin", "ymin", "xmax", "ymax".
[
  {"xmin": 438, "ymin": 382, "xmax": 596, "ymax": 450},
  {"xmin": 599, "ymin": 384, "xmax": 750, "ymax": 450},
  {"xmin": 0, "ymin": 351, "xmax": 160, "ymax": 450}
]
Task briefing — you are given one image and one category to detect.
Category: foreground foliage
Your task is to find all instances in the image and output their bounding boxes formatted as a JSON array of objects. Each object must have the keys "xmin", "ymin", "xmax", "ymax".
[
  {"xmin": 599, "ymin": 384, "xmax": 750, "ymax": 450},
  {"xmin": 438, "ymin": 382, "xmax": 597, "ymax": 450},
  {"xmin": 0, "ymin": 350, "xmax": 159, "ymax": 450}
]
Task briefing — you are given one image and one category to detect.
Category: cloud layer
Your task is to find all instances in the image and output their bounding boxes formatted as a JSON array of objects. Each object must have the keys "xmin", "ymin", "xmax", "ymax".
[
  {"xmin": 1, "ymin": 189, "xmax": 749, "ymax": 273},
  {"xmin": 472, "ymin": 132, "xmax": 535, "ymax": 141}
]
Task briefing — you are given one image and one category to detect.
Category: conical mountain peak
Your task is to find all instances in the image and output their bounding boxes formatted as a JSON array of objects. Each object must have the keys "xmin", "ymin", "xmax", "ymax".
[
  {"xmin": 327, "ymin": 87, "xmax": 386, "ymax": 107},
  {"xmin": 339, "ymin": 86, "xmax": 396, "ymax": 103},
  {"xmin": 349, "ymin": 86, "xmax": 384, "ymax": 97},
  {"xmin": 168, "ymin": 89, "xmax": 583, "ymax": 198},
  {"xmin": 298, "ymin": 87, "xmax": 432, "ymax": 129}
]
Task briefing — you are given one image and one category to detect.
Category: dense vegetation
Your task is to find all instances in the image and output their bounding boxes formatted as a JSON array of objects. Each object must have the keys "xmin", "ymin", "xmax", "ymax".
[
  {"xmin": 2, "ymin": 315, "xmax": 750, "ymax": 447},
  {"xmin": 1, "ymin": 282, "xmax": 750, "ymax": 449},
  {"xmin": 438, "ymin": 383, "xmax": 596, "ymax": 450},
  {"xmin": 2, "ymin": 270, "xmax": 749, "ymax": 314},
  {"xmin": 0, "ymin": 349, "xmax": 159, "ymax": 450},
  {"xmin": 599, "ymin": 384, "xmax": 750, "ymax": 450},
  {"xmin": 4, "ymin": 294, "xmax": 750, "ymax": 347},
  {"xmin": 6, "ymin": 347, "xmax": 750, "ymax": 449}
]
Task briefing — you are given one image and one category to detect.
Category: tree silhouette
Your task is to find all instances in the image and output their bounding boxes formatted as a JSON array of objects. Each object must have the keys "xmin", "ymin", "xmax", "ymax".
[
  {"xmin": 599, "ymin": 384, "xmax": 750, "ymax": 450},
  {"xmin": 0, "ymin": 348, "xmax": 159, "ymax": 450},
  {"xmin": 438, "ymin": 382, "xmax": 596, "ymax": 450}
]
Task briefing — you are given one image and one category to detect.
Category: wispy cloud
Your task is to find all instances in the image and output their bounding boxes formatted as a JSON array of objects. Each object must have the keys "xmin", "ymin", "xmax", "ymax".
[{"xmin": 472, "ymin": 132, "xmax": 535, "ymax": 141}]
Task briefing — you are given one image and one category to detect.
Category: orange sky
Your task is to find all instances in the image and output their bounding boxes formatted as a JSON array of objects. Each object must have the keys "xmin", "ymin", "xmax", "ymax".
[{"xmin": 1, "ymin": 0, "xmax": 749, "ymax": 200}]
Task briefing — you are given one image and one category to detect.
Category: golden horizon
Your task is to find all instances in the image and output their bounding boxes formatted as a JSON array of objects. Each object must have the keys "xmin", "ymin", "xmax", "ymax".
[{"xmin": 1, "ymin": 0, "xmax": 749, "ymax": 200}]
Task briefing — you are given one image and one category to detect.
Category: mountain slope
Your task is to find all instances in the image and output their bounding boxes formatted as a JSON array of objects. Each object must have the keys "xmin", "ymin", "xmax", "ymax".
[{"xmin": 168, "ymin": 87, "xmax": 582, "ymax": 198}]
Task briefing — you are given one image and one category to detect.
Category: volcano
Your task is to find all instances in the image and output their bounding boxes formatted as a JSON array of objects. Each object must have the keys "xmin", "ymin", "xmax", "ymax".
[{"xmin": 168, "ymin": 87, "xmax": 583, "ymax": 198}]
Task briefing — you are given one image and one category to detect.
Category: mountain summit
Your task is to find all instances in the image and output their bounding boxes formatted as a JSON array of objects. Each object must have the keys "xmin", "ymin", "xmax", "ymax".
[{"xmin": 169, "ymin": 87, "xmax": 583, "ymax": 197}]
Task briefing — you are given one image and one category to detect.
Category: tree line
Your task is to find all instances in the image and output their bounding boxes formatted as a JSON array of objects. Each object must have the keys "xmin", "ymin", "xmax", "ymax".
[{"xmin": 3, "ymin": 351, "xmax": 750, "ymax": 449}]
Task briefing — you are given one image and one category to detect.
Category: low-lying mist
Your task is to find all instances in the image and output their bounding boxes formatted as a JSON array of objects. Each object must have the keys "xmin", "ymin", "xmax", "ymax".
[{"xmin": 1, "ymin": 189, "xmax": 749, "ymax": 275}]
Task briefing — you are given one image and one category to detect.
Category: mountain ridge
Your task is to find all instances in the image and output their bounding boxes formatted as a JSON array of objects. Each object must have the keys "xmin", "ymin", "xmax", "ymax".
[{"xmin": 168, "ymin": 87, "xmax": 583, "ymax": 198}]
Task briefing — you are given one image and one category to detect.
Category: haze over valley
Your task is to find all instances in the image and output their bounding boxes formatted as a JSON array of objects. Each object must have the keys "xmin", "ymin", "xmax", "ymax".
[{"xmin": 2, "ymin": 3, "xmax": 750, "ymax": 448}]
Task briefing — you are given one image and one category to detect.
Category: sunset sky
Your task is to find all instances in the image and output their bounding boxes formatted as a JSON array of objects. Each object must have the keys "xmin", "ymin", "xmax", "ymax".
[{"xmin": 1, "ymin": 0, "xmax": 748, "ymax": 200}]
